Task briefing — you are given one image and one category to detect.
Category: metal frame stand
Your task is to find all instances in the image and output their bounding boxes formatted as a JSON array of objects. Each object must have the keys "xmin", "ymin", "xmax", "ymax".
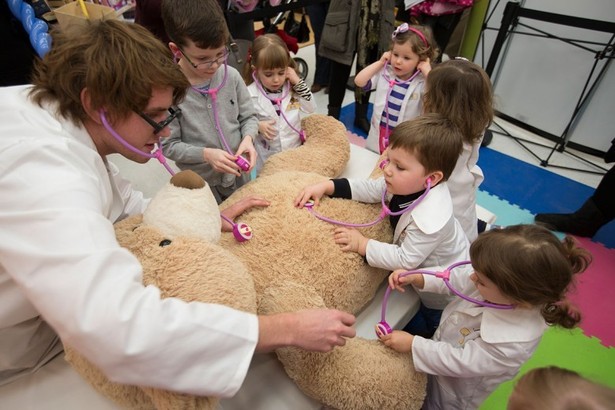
[{"xmin": 480, "ymin": 1, "xmax": 615, "ymax": 175}]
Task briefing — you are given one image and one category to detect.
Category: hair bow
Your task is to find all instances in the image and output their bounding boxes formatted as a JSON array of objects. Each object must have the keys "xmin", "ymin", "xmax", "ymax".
[{"xmin": 392, "ymin": 23, "xmax": 410, "ymax": 39}]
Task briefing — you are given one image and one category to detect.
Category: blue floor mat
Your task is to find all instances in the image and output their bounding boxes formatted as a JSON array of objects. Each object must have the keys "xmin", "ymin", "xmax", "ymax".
[{"xmin": 477, "ymin": 148, "xmax": 614, "ymax": 248}]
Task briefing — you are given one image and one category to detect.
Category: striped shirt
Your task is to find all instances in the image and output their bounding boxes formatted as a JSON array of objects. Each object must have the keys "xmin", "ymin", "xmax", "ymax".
[{"xmin": 379, "ymin": 81, "xmax": 411, "ymax": 130}]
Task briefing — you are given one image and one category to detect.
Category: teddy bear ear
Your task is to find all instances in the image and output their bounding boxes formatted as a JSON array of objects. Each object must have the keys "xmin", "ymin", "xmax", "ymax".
[{"xmin": 143, "ymin": 170, "xmax": 222, "ymax": 243}]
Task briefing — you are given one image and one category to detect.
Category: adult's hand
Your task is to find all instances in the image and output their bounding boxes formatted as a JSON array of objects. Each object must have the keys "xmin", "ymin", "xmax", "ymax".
[{"xmin": 256, "ymin": 309, "xmax": 356, "ymax": 353}]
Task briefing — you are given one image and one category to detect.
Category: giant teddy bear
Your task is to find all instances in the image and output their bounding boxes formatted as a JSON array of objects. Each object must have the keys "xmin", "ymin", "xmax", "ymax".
[{"xmin": 64, "ymin": 114, "xmax": 427, "ymax": 409}]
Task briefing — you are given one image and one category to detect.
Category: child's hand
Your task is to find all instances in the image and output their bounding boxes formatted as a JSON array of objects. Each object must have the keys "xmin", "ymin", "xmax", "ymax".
[
  {"xmin": 235, "ymin": 135, "xmax": 257, "ymax": 171},
  {"xmin": 380, "ymin": 51, "xmax": 391, "ymax": 65},
  {"xmin": 378, "ymin": 330, "xmax": 414, "ymax": 353},
  {"xmin": 286, "ymin": 66, "xmax": 300, "ymax": 85},
  {"xmin": 294, "ymin": 180, "xmax": 334, "ymax": 208},
  {"xmin": 333, "ymin": 227, "xmax": 368, "ymax": 255},
  {"xmin": 220, "ymin": 195, "xmax": 270, "ymax": 231},
  {"xmin": 258, "ymin": 119, "xmax": 277, "ymax": 140},
  {"xmin": 203, "ymin": 148, "xmax": 240, "ymax": 176},
  {"xmin": 417, "ymin": 58, "xmax": 432, "ymax": 76},
  {"xmin": 388, "ymin": 268, "xmax": 424, "ymax": 291}
]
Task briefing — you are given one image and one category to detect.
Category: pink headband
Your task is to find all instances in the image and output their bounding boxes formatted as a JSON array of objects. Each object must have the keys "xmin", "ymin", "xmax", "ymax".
[{"xmin": 392, "ymin": 23, "xmax": 428, "ymax": 47}]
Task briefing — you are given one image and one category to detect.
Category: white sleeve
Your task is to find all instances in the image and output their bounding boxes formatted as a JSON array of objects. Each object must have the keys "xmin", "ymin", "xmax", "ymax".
[
  {"xmin": 365, "ymin": 223, "xmax": 441, "ymax": 271},
  {"xmin": 412, "ymin": 336, "xmax": 528, "ymax": 378},
  {"xmin": 348, "ymin": 177, "xmax": 386, "ymax": 203},
  {"xmin": 0, "ymin": 140, "xmax": 258, "ymax": 397}
]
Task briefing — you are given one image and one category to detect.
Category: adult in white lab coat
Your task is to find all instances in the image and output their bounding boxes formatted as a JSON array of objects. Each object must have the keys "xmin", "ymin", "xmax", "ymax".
[{"xmin": 0, "ymin": 20, "xmax": 355, "ymax": 393}]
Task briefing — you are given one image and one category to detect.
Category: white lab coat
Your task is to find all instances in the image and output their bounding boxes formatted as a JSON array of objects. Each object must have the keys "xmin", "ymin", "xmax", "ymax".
[
  {"xmin": 247, "ymin": 82, "xmax": 316, "ymax": 173},
  {"xmin": 0, "ymin": 85, "xmax": 258, "ymax": 395},
  {"xmin": 448, "ymin": 139, "xmax": 484, "ymax": 242},
  {"xmin": 412, "ymin": 267, "xmax": 547, "ymax": 409},
  {"xmin": 348, "ymin": 177, "xmax": 470, "ymax": 309},
  {"xmin": 365, "ymin": 68, "xmax": 425, "ymax": 154}
]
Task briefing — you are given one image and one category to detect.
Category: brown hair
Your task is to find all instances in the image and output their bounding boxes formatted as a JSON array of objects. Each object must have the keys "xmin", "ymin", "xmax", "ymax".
[
  {"xmin": 509, "ymin": 366, "xmax": 615, "ymax": 410},
  {"xmin": 391, "ymin": 24, "xmax": 439, "ymax": 63},
  {"xmin": 470, "ymin": 225, "xmax": 591, "ymax": 328},
  {"xmin": 388, "ymin": 113, "xmax": 463, "ymax": 180},
  {"xmin": 243, "ymin": 34, "xmax": 295, "ymax": 84},
  {"xmin": 29, "ymin": 20, "xmax": 188, "ymax": 124},
  {"xmin": 162, "ymin": 0, "xmax": 229, "ymax": 49},
  {"xmin": 423, "ymin": 59, "xmax": 494, "ymax": 145}
]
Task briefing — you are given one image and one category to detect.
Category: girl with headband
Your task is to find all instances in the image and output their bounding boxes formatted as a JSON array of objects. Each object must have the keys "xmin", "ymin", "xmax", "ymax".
[
  {"xmin": 354, "ymin": 23, "xmax": 439, "ymax": 154},
  {"xmin": 380, "ymin": 224, "xmax": 591, "ymax": 410}
]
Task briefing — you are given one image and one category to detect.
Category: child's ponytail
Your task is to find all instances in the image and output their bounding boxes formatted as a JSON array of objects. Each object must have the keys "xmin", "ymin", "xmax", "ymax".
[{"xmin": 542, "ymin": 299, "xmax": 581, "ymax": 329}]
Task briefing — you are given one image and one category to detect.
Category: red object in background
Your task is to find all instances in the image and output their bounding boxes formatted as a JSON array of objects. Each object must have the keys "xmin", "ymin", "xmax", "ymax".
[{"xmin": 254, "ymin": 28, "xmax": 298, "ymax": 54}]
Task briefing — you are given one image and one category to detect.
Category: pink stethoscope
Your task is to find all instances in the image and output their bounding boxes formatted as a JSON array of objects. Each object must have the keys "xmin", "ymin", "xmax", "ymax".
[
  {"xmin": 375, "ymin": 261, "xmax": 515, "ymax": 338},
  {"xmin": 251, "ymin": 71, "xmax": 306, "ymax": 143},
  {"xmin": 189, "ymin": 57, "xmax": 251, "ymax": 173},
  {"xmin": 379, "ymin": 61, "xmax": 421, "ymax": 153},
  {"xmin": 304, "ymin": 160, "xmax": 431, "ymax": 228},
  {"xmin": 99, "ymin": 111, "xmax": 253, "ymax": 242}
]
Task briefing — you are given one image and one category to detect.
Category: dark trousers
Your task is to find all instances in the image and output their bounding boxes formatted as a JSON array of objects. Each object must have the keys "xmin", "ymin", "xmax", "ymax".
[
  {"xmin": 306, "ymin": 2, "xmax": 332, "ymax": 86},
  {"xmin": 403, "ymin": 302, "xmax": 443, "ymax": 339}
]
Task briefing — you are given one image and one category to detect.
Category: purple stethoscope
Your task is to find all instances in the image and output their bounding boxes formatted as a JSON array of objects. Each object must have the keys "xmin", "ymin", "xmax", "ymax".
[
  {"xmin": 379, "ymin": 61, "xmax": 421, "ymax": 153},
  {"xmin": 99, "ymin": 111, "xmax": 253, "ymax": 242},
  {"xmin": 251, "ymin": 71, "xmax": 306, "ymax": 143},
  {"xmin": 304, "ymin": 159, "xmax": 431, "ymax": 228},
  {"xmin": 375, "ymin": 261, "xmax": 515, "ymax": 338},
  {"xmin": 189, "ymin": 57, "xmax": 251, "ymax": 173}
]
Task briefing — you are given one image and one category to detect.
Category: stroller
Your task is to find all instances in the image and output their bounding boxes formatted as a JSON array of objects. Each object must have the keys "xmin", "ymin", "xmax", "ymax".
[{"xmin": 226, "ymin": 0, "xmax": 309, "ymax": 80}]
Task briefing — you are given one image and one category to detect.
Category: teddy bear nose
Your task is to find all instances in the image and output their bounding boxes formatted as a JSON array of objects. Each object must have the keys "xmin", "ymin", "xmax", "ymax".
[{"xmin": 159, "ymin": 239, "xmax": 172, "ymax": 247}]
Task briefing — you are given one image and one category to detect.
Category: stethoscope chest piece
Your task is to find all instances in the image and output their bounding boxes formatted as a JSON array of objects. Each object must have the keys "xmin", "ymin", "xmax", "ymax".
[
  {"xmin": 233, "ymin": 222, "xmax": 253, "ymax": 242},
  {"xmin": 376, "ymin": 321, "xmax": 392, "ymax": 338}
]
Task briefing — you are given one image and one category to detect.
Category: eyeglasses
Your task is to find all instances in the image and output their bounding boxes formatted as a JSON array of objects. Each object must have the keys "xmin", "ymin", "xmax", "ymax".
[
  {"xmin": 179, "ymin": 47, "xmax": 230, "ymax": 70},
  {"xmin": 138, "ymin": 107, "xmax": 182, "ymax": 134}
]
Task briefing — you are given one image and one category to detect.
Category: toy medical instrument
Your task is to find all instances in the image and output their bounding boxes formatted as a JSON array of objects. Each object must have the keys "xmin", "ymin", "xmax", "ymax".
[
  {"xmin": 100, "ymin": 111, "xmax": 252, "ymax": 242},
  {"xmin": 379, "ymin": 61, "xmax": 421, "ymax": 153},
  {"xmin": 251, "ymin": 71, "xmax": 306, "ymax": 143},
  {"xmin": 375, "ymin": 261, "xmax": 515, "ymax": 338},
  {"xmin": 189, "ymin": 55, "xmax": 251, "ymax": 172},
  {"xmin": 304, "ymin": 168, "xmax": 431, "ymax": 228}
]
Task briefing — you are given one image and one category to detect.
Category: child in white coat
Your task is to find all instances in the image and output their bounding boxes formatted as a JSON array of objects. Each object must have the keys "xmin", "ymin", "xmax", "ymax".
[
  {"xmin": 423, "ymin": 58, "xmax": 494, "ymax": 242},
  {"xmin": 244, "ymin": 34, "xmax": 316, "ymax": 174},
  {"xmin": 354, "ymin": 23, "xmax": 437, "ymax": 154},
  {"xmin": 295, "ymin": 114, "xmax": 470, "ymax": 336},
  {"xmin": 382, "ymin": 224, "xmax": 591, "ymax": 410}
]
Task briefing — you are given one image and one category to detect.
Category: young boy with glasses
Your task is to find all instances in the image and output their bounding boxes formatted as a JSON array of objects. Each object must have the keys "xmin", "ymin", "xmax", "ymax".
[{"xmin": 161, "ymin": 0, "xmax": 259, "ymax": 203}]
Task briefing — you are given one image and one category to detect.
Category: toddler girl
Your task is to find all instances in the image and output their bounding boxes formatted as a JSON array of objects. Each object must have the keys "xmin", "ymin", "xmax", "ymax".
[
  {"xmin": 244, "ymin": 34, "xmax": 316, "ymax": 174},
  {"xmin": 381, "ymin": 224, "xmax": 591, "ymax": 409},
  {"xmin": 354, "ymin": 23, "xmax": 438, "ymax": 154},
  {"xmin": 423, "ymin": 58, "xmax": 494, "ymax": 241}
]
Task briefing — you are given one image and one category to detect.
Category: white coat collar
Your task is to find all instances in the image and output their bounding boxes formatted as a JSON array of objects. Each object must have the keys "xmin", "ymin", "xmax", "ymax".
[
  {"xmin": 409, "ymin": 182, "xmax": 453, "ymax": 235},
  {"xmin": 454, "ymin": 295, "xmax": 547, "ymax": 344}
]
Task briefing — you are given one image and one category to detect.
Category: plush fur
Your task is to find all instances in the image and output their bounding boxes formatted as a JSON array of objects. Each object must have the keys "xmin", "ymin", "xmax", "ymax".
[{"xmin": 64, "ymin": 114, "xmax": 426, "ymax": 409}]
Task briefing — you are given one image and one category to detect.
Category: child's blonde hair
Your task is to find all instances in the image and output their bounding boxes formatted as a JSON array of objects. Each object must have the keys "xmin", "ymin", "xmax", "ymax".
[
  {"xmin": 423, "ymin": 59, "xmax": 494, "ymax": 145},
  {"xmin": 243, "ymin": 34, "xmax": 296, "ymax": 85},
  {"xmin": 391, "ymin": 24, "xmax": 439, "ymax": 63},
  {"xmin": 508, "ymin": 366, "xmax": 615, "ymax": 410},
  {"xmin": 470, "ymin": 225, "xmax": 591, "ymax": 328}
]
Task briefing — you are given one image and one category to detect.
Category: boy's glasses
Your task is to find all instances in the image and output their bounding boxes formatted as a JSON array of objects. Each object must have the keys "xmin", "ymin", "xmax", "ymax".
[
  {"xmin": 179, "ymin": 47, "xmax": 230, "ymax": 70},
  {"xmin": 138, "ymin": 107, "xmax": 182, "ymax": 134}
]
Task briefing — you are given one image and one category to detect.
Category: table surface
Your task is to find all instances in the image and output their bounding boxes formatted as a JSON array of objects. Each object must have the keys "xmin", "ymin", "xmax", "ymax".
[{"xmin": 0, "ymin": 144, "xmax": 423, "ymax": 409}]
